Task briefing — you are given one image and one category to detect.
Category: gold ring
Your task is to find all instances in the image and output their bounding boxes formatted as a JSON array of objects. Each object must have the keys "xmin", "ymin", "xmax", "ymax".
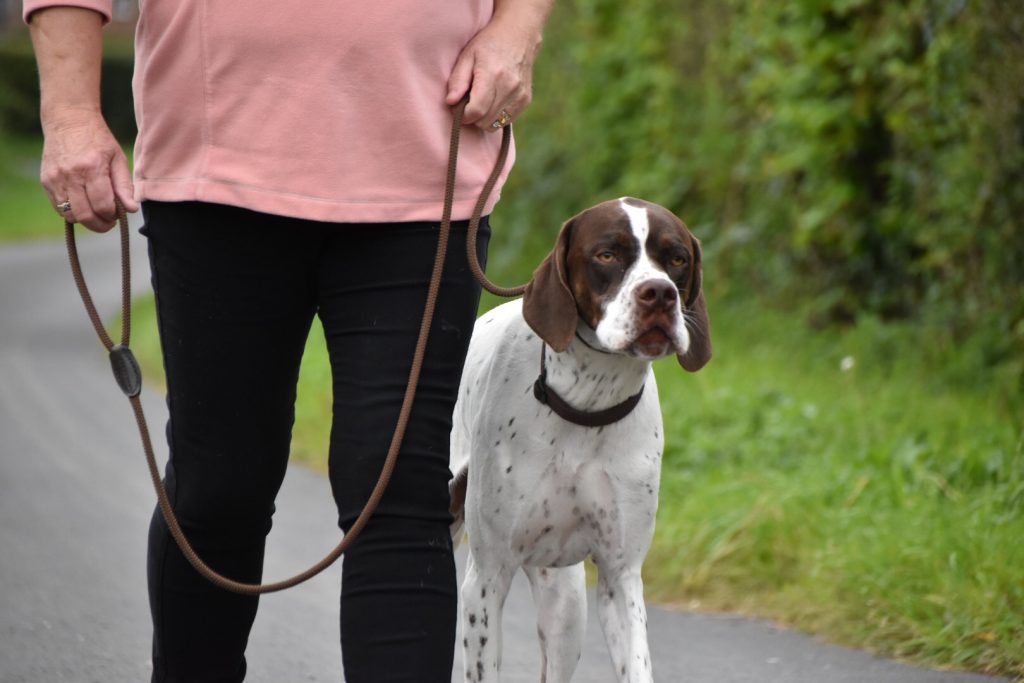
[
  {"xmin": 58, "ymin": 200, "xmax": 72, "ymax": 213},
  {"xmin": 490, "ymin": 109, "xmax": 512, "ymax": 129}
]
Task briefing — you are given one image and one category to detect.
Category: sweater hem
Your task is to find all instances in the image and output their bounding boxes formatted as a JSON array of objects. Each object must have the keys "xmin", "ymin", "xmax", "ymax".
[{"xmin": 135, "ymin": 177, "xmax": 502, "ymax": 224}]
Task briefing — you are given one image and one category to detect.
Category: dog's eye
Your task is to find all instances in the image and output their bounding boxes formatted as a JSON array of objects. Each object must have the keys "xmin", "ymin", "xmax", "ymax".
[
  {"xmin": 595, "ymin": 251, "xmax": 616, "ymax": 264},
  {"xmin": 670, "ymin": 255, "xmax": 688, "ymax": 268}
]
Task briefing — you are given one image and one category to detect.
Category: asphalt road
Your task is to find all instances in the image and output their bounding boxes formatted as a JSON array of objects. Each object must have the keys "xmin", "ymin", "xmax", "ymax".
[{"xmin": 0, "ymin": 229, "xmax": 1008, "ymax": 683}]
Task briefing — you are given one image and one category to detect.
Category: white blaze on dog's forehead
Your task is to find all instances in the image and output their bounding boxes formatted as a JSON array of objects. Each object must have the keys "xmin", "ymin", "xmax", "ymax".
[{"xmin": 619, "ymin": 198, "xmax": 649, "ymax": 245}]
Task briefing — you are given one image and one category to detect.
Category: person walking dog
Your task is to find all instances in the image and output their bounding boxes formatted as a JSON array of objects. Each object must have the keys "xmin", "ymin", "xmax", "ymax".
[{"xmin": 25, "ymin": 1, "xmax": 553, "ymax": 681}]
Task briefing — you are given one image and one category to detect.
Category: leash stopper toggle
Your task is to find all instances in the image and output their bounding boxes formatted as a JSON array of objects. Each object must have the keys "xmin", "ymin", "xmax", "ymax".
[{"xmin": 109, "ymin": 344, "xmax": 142, "ymax": 398}]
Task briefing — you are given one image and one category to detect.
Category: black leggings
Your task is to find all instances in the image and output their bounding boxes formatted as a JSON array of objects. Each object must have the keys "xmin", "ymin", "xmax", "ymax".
[{"xmin": 142, "ymin": 201, "xmax": 489, "ymax": 683}]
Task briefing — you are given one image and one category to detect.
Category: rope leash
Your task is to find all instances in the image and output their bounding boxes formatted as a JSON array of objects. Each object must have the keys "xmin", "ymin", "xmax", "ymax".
[{"xmin": 64, "ymin": 96, "xmax": 527, "ymax": 594}]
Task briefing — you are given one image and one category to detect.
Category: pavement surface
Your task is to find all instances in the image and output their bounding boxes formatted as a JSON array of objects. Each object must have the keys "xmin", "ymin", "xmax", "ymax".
[{"xmin": 0, "ymin": 229, "xmax": 1009, "ymax": 682}]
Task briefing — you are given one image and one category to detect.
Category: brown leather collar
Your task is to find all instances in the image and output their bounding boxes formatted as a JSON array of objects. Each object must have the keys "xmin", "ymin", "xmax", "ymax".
[{"xmin": 532, "ymin": 342, "xmax": 644, "ymax": 428}]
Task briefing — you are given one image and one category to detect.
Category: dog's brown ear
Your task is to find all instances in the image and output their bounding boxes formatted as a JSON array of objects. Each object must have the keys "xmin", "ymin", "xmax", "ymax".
[
  {"xmin": 523, "ymin": 218, "xmax": 577, "ymax": 352},
  {"xmin": 678, "ymin": 236, "xmax": 712, "ymax": 372}
]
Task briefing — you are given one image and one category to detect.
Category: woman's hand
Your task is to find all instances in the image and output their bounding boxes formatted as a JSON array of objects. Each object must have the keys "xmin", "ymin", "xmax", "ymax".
[
  {"xmin": 446, "ymin": 0, "xmax": 555, "ymax": 132},
  {"xmin": 40, "ymin": 109, "xmax": 137, "ymax": 232}
]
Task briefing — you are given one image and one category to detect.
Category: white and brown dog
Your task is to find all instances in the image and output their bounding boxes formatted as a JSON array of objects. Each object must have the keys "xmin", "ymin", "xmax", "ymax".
[{"xmin": 449, "ymin": 197, "xmax": 711, "ymax": 682}]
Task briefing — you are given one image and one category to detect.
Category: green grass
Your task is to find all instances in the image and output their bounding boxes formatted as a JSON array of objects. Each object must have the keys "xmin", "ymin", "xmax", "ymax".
[
  {"xmin": 646, "ymin": 298, "xmax": 1023, "ymax": 678},
  {"xmin": 0, "ymin": 132, "xmax": 136, "ymax": 242},
  {"xmin": 0, "ymin": 134, "xmax": 59, "ymax": 241},
  {"xmin": 124, "ymin": 284, "xmax": 1024, "ymax": 679}
]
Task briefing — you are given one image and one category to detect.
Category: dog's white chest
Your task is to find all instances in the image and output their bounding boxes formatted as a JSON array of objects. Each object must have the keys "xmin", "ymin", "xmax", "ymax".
[
  {"xmin": 504, "ymin": 448, "xmax": 662, "ymax": 569},
  {"xmin": 452, "ymin": 301, "xmax": 665, "ymax": 569}
]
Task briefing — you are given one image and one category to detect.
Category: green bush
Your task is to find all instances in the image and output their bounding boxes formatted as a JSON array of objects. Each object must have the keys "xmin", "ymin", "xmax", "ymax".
[
  {"xmin": 718, "ymin": 0, "xmax": 1024, "ymax": 384},
  {"xmin": 0, "ymin": 29, "xmax": 136, "ymax": 140},
  {"xmin": 496, "ymin": 0, "xmax": 1023, "ymax": 395}
]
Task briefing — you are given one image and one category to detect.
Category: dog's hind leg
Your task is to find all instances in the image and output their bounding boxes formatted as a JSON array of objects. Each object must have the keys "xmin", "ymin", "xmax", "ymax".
[
  {"xmin": 461, "ymin": 552, "xmax": 515, "ymax": 683},
  {"xmin": 524, "ymin": 563, "xmax": 586, "ymax": 683}
]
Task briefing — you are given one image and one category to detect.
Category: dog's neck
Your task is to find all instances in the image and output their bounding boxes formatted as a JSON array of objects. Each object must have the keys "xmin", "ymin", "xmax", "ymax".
[{"xmin": 541, "ymin": 330, "xmax": 650, "ymax": 413}]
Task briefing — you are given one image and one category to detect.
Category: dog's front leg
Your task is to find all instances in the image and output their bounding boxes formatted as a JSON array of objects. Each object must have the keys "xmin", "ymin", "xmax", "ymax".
[
  {"xmin": 596, "ymin": 567, "xmax": 653, "ymax": 683},
  {"xmin": 524, "ymin": 563, "xmax": 587, "ymax": 683},
  {"xmin": 461, "ymin": 552, "xmax": 515, "ymax": 683}
]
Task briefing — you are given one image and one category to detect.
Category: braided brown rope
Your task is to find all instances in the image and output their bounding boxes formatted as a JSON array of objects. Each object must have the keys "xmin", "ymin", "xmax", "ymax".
[
  {"xmin": 466, "ymin": 123, "xmax": 528, "ymax": 298},
  {"xmin": 64, "ymin": 96, "xmax": 522, "ymax": 594}
]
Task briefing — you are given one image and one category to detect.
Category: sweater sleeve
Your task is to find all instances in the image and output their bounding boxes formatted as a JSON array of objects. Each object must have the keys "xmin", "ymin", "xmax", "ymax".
[{"xmin": 23, "ymin": 0, "xmax": 112, "ymax": 24}]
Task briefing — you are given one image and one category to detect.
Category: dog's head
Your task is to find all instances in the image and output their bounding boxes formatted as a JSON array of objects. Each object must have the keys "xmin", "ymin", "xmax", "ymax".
[{"xmin": 523, "ymin": 197, "xmax": 711, "ymax": 371}]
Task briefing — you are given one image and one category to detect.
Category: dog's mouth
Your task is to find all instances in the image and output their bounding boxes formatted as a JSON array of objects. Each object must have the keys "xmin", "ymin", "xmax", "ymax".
[{"xmin": 630, "ymin": 326, "xmax": 674, "ymax": 358}]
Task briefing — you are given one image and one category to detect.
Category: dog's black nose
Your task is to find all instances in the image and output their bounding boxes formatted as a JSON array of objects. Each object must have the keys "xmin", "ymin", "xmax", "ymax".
[{"xmin": 635, "ymin": 280, "xmax": 678, "ymax": 311}]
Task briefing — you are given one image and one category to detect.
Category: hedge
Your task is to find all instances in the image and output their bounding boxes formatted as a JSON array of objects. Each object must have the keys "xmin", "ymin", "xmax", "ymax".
[
  {"xmin": 499, "ymin": 0, "xmax": 1023, "ymax": 392},
  {"xmin": 0, "ymin": 30, "xmax": 136, "ymax": 140}
]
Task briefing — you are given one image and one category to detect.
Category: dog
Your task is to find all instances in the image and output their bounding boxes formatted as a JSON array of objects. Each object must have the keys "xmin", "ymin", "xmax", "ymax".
[{"xmin": 448, "ymin": 197, "xmax": 712, "ymax": 682}]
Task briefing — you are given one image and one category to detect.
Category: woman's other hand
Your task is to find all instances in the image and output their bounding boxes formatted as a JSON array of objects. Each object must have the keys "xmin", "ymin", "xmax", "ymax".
[{"xmin": 446, "ymin": 0, "xmax": 555, "ymax": 132}]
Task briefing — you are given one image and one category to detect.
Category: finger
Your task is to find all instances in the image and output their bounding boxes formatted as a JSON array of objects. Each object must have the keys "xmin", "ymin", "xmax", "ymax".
[
  {"xmin": 483, "ymin": 98, "xmax": 516, "ymax": 132},
  {"xmin": 60, "ymin": 185, "xmax": 83, "ymax": 226},
  {"xmin": 43, "ymin": 178, "xmax": 82, "ymax": 226},
  {"xmin": 67, "ymin": 182, "xmax": 113, "ymax": 233},
  {"xmin": 110, "ymin": 152, "xmax": 139, "ymax": 213},
  {"xmin": 40, "ymin": 162, "xmax": 67, "ymax": 213},
  {"xmin": 50, "ymin": 189, "xmax": 75, "ymax": 224},
  {"xmin": 464, "ymin": 68, "xmax": 497, "ymax": 126},
  {"xmin": 478, "ymin": 98, "xmax": 517, "ymax": 134},
  {"xmin": 85, "ymin": 169, "xmax": 117, "ymax": 224},
  {"xmin": 475, "ymin": 73, "xmax": 530, "ymax": 132},
  {"xmin": 41, "ymin": 184, "xmax": 63, "ymax": 214},
  {"xmin": 447, "ymin": 49, "xmax": 476, "ymax": 106}
]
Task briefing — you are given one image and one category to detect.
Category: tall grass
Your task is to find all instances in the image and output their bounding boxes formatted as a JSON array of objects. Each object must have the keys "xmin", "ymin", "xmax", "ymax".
[
  {"xmin": 646, "ymin": 297, "xmax": 1023, "ymax": 677},
  {"xmin": 0, "ymin": 134, "xmax": 55, "ymax": 241},
  {"xmin": 0, "ymin": 133, "xmax": 134, "ymax": 241}
]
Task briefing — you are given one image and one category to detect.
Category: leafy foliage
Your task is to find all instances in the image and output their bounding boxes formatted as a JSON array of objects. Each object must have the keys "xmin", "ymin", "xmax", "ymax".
[
  {"xmin": 0, "ymin": 29, "xmax": 137, "ymax": 139},
  {"xmin": 496, "ymin": 0, "xmax": 1024, "ymax": 392}
]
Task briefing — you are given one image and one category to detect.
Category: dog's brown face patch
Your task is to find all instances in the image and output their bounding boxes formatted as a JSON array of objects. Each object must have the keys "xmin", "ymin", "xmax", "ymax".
[{"xmin": 564, "ymin": 207, "xmax": 640, "ymax": 329}]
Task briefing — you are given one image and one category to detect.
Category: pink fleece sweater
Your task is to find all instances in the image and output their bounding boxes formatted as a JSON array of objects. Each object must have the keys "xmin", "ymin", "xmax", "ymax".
[{"xmin": 25, "ymin": 1, "xmax": 514, "ymax": 223}]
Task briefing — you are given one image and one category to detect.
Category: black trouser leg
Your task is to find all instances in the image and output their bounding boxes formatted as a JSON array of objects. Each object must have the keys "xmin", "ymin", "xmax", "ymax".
[
  {"xmin": 316, "ymin": 220, "xmax": 489, "ymax": 683},
  {"xmin": 144, "ymin": 201, "xmax": 320, "ymax": 683}
]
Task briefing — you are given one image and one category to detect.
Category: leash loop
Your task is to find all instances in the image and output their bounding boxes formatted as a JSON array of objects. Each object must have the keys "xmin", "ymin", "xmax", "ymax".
[
  {"xmin": 64, "ymin": 95, "xmax": 525, "ymax": 595},
  {"xmin": 457, "ymin": 97, "xmax": 529, "ymax": 298}
]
